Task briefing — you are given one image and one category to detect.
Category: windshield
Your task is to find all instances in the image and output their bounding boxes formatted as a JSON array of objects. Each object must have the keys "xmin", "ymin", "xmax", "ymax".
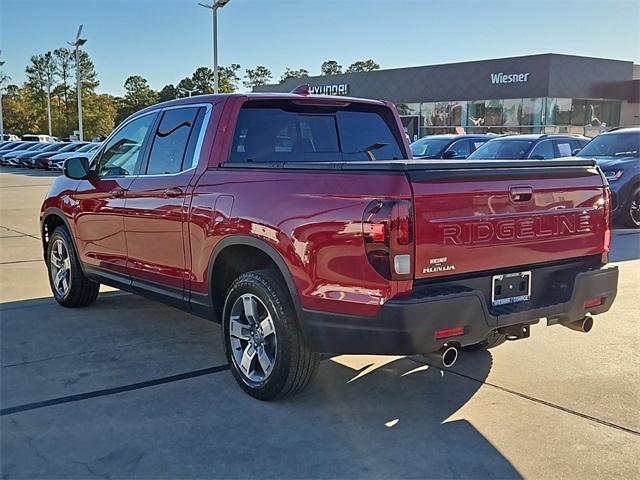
[
  {"xmin": 468, "ymin": 139, "xmax": 534, "ymax": 160},
  {"xmin": 579, "ymin": 132, "xmax": 640, "ymax": 157},
  {"xmin": 76, "ymin": 143, "xmax": 97, "ymax": 152},
  {"xmin": 410, "ymin": 138, "xmax": 451, "ymax": 157}
]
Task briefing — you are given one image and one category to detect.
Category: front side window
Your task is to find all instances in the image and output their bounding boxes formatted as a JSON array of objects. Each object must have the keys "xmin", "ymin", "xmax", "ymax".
[
  {"xmin": 446, "ymin": 140, "xmax": 471, "ymax": 158},
  {"xmin": 96, "ymin": 113, "xmax": 156, "ymax": 177},
  {"xmin": 146, "ymin": 107, "xmax": 201, "ymax": 174},
  {"xmin": 528, "ymin": 140, "xmax": 555, "ymax": 159},
  {"xmin": 230, "ymin": 102, "xmax": 403, "ymax": 163}
]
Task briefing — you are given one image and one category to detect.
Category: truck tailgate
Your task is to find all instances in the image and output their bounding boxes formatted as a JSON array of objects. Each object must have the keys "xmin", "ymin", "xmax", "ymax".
[{"xmin": 408, "ymin": 162, "xmax": 608, "ymax": 279}]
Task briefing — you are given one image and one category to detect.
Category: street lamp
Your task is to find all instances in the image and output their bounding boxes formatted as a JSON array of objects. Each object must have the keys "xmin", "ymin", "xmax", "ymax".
[
  {"xmin": 198, "ymin": 0, "xmax": 231, "ymax": 94},
  {"xmin": 68, "ymin": 25, "xmax": 87, "ymax": 141},
  {"xmin": 0, "ymin": 51, "xmax": 5, "ymax": 140}
]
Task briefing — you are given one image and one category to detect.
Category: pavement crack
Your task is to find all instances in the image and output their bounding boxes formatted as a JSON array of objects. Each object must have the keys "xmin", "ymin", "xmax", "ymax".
[
  {"xmin": 410, "ymin": 356, "xmax": 640, "ymax": 437},
  {"xmin": 0, "ymin": 364, "xmax": 229, "ymax": 416},
  {"xmin": 0, "ymin": 226, "xmax": 39, "ymax": 240}
]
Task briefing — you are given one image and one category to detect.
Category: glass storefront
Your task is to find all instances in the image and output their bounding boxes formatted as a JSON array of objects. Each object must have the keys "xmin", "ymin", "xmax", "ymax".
[{"xmin": 399, "ymin": 98, "xmax": 621, "ymax": 138}]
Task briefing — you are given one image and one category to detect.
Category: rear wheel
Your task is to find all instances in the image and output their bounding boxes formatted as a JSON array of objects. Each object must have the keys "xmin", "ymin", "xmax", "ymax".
[
  {"xmin": 621, "ymin": 186, "xmax": 640, "ymax": 229},
  {"xmin": 222, "ymin": 269, "xmax": 319, "ymax": 400},
  {"xmin": 46, "ymin": 226, "xmax": 100, "ymax": 307},
  {"xmin": 461, "ymin": 330, "xmax": 507, "ymax": 352}
]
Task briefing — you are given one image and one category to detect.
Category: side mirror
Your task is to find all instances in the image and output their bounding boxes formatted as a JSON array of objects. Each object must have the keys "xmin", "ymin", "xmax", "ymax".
[
  {"xmin": 571, "ymin": 148, "xmax": 581, "ymax": 156},
  {"xmin": 442, "ymin": 150, "xmax": 457, "ymax": 159},
  {"xmin": 64, "ymin": 156, "xmax": 91, "ymax": 180}
]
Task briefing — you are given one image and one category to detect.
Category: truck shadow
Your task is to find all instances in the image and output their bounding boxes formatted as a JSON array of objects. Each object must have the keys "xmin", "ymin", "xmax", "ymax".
[
  {"xmin": 609, "ymin": 229, "xmax": 639, "ymax": 262},
  {"xmin": 1, "ymin": 292, "xmax": 521, "ymax": 479}
]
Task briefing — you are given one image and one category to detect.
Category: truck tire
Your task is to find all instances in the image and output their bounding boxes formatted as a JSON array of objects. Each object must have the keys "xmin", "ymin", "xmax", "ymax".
[
  {"xmin": 621, "ymin": 186, "xmax": 640, "ymax": 229},
  {"xmin": 222, "ymin": 269, "xmax": 319, "ymax": 400},
  {"xmin": 46, "ymin": 226, "xmax": 100, "ymax": 308},
  {"xmin": 461, "ymin": 330, "xmax": 507, "ymax": 352}
]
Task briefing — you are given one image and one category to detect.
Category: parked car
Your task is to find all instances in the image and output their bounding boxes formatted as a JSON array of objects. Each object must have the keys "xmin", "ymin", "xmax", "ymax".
[
  {"xmin": 21, "ymin": 143, "xmax": 73, "ymax": 168},
  {"xmin": 29, "ymin": 142, "xmax": 88, "ymax": 169},
  {"xmin": 0, "ymin": 142, "xmax": 43, "ymax": 165},
  {"xmin": 0, "ymin": 134, "xmax": 20, "ymax": 142},
  {"xmin": 410, "ymin": 134, "xmax": 494, "ymax": 159},
  {"xmin": 467, "ymin": 134, "xmax": 589, "ymax": 160},
  {"xmin": 22, "ymin": 134, "xmax": 58, "ymax": 143},
  {"xmin": 577, "ymin": 127, "xmax": 640, "ymax": 228},
  {"xmin": 0, "ymin": 141, "xmax": 31, "ymax": 155},
  {"xmin": 41, "ymin": 91, "xmax": 617, "ymax": 400},
  {"xmin": 48, "ymin": 143, "xmax": 101, "ymax": 171}
]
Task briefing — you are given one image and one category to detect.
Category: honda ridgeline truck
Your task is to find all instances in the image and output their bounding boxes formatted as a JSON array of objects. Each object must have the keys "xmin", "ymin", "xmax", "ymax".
[{"xmin": 41, "ymin": 89, "xmax": 618, "ymax": 400}]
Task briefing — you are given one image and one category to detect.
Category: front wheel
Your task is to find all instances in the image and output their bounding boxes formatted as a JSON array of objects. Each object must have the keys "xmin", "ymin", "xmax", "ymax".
[
  {"xmin": 46, "ymin": 226, "xmax": 100, "ymax": 307},
  {"xmin": 620, "ymin": 186, "xmax": 640, "ymax": 229},
  {"xmin": 222, "ymin": 269, "xmax": 319, "ymax": 400}
]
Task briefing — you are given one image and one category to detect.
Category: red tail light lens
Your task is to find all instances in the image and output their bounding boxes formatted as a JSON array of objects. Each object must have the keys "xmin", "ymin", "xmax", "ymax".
[{"xmin": 363, "ymin": 199, "xmax": 413, "ymax": 280}]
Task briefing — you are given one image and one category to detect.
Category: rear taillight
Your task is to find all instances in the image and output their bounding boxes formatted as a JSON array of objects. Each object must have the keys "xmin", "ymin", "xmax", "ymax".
[
  {"xmin": 603, "ymin": 185, "xmax": 612, "ymax": 259},
  {"xmin": 363, "ymin": 199, "xmax": 413, "ymax": 280}
]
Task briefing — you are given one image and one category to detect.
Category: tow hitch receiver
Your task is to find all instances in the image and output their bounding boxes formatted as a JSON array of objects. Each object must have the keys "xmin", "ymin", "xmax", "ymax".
[{"xmin": 499, "ymin": 324, "xmax": 530, "ymax": 341}]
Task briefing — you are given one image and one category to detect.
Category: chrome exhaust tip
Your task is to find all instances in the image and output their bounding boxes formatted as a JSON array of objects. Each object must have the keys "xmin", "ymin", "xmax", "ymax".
[
  {"xmin": 564, "ymin": 316, "xmax": 594, "ymax": 333},
  {"xmin": 424, "ymin": 345, "xmax": 459, "ymax": 368}
]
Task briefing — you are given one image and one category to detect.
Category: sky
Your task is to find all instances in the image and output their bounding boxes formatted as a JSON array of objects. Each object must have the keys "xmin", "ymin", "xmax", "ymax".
[{"xmin": 1, "ymin": 0, "xmax": 639, "ymax": 96}]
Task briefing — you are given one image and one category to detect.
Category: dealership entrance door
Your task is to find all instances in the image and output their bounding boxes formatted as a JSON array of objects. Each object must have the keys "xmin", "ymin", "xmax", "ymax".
[{"xmin": 400, "ymin": 116, "xmax": 420, "ymax": 142}]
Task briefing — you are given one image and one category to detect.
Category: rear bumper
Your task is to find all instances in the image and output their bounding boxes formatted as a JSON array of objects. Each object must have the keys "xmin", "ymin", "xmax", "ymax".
[{"xmin": 300, "ymin": 266, "xmax": 618, "ymax": 355}]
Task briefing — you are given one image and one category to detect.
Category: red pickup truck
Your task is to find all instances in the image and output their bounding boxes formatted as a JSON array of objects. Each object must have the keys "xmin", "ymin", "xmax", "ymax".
[{"xmin": 41, "ymin": 90, "xmax": 618, "ymax": 400}]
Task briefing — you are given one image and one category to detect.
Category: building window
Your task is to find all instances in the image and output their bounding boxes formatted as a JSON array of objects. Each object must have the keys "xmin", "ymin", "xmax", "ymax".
[
  {"xmin": 546, "ymin": 98, "xmax": 572, "ymax": 125},
  {"xmin": 522, "ymin": 98, "xmax": 543, "ymax": 126},
  {"xmin": 502, "ymin": 99, "xmax": 522, "ymax": 128}
]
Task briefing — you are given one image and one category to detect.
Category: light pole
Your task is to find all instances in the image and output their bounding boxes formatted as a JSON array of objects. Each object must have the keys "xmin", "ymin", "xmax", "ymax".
[
  {"xmin": 198, "ymin": 0, "xmax": 231, "ymax": 94},
  {"xmin": 68, "ymin": 25, "xmax": 87, "ymax": 141},
  {"xmin": 0, "ymin": 50, "xmax": 5, "ymax": 140}
]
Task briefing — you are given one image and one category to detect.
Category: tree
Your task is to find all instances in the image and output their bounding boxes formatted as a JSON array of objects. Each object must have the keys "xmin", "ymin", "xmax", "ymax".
[
  {"xmin": 75, "ymin": 50, "xmax": 99, "ymax": 92},
  {"xmin": 83, "ymin": 93, "xmax": 116, "ymax": 140},
  {"xmin": 158, "ymin": 84, "xmax": 179, "ymax": 102},
  {"xmin": 192, "ymin": 66, "xmax": 214, "ymax": 94},
  {"xmin": 321, "ymin": 60, "xmax": 342, "ymax": 76},
  {"xmin": 243, "ymin": 66, "xmax": 272, "ymax": 89},
  {"xmin": 280, "ymin": 68, "xmax": 310, "ymax": 83},
  {"xmin": 25, "ymin": 53, "xmax": 57, "ymax": 134},
  {"xmin": 53, "ymin": 48, "xmax": 74, "ymax": 132},
  {"xmin": 115, "ymin": 75, "xmax": 157, "ymax": 123},
  {"xmin": 177, "ymin": 77, "xmax": 196, "ymax": 97},
  {"xmin": 345, "ymin": 59, "xmax": 380, "ymax": 73},
  {"xmin": 219, "ymin": 63, "xmax": 241, "ymax": 93}
]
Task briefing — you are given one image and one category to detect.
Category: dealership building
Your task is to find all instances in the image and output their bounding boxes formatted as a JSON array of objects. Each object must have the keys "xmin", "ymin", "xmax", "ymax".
[{"xmin": 254, "ymin": 53, "xmax": 640, "ymax": 139}]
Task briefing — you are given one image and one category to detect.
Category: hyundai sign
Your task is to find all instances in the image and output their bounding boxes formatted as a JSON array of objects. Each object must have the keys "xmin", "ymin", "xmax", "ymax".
[{"xmin": 309, "ymin": 84, "xmax": 350, "ymax": 95}]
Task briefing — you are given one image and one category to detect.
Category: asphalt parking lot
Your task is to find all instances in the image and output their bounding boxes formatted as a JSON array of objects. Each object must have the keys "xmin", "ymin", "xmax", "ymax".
[{"xmin": 1, "ymin": 167, "xmax": 639, "ymax": 479}]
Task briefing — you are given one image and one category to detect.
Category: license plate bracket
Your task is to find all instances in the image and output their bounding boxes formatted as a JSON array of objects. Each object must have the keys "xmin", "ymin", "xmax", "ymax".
[{"xmin": 491, "ymin": 271, "xmax": 531, "ymax": 306}]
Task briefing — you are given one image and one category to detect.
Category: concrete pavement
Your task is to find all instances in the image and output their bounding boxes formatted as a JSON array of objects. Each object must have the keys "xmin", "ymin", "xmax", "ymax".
[{"xmin": 1, "ymin": 168, "xmax": 639, "ymax": 479}]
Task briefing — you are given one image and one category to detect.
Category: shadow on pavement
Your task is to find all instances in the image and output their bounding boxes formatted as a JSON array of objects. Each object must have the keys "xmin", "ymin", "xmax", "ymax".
[
  {"xmin": 1, "ymin": 291, "xmax": 522, "ymax": 478},
  {"xmin": 609, "ymin": 230, "xmax": 639, "ymax": 262}
]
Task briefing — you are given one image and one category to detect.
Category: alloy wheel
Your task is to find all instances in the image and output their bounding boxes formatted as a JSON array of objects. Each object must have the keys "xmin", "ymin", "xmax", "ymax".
[
  {"xmin": 50, "ymin": 239, "xmax": 71, "ymax": 297},
  {"xmin": 228, "ymin": 293, "xmax": 278, "ymax": 384}
]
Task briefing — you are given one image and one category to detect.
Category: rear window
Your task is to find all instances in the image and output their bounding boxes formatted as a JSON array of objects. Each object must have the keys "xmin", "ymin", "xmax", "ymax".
[
  {"xmin": 468, "ymin": 139, "xmax": 534, "ymax": 160},
  {"xmin": 229, "ymin": 101, "xmax": 404, "ymax": 163}
]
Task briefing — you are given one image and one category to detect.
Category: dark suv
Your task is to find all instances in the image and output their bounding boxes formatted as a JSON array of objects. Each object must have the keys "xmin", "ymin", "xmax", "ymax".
[
  {"xmin": 577, "ymin": 127, "xmax": 640, "ymax": 228},
  {"xmin": 468, "ymin": 134, "xmax": 589, "ymax": 161},
  {"xmin": 410, "ymin": 134, "xmax": 494, "ymax": 159}
]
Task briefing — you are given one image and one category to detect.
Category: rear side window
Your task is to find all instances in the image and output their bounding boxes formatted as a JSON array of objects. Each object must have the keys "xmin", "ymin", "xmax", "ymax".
[
  {"xmin": 229, "ymin": 101, "xmax": 404, "ymax": 163},
  {"xmin": 146, "ymin": 107, "xmax": 201, "ymax": 174},
  {"xmin": 554, "ymin": 140, "xmax": 573, "ymax": 157}
]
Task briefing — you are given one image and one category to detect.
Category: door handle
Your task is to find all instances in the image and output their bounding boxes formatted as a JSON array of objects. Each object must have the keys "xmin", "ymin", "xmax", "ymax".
[
  {"xmin": 110, "ymin": 187, "xmax": 125, "ymax": 198},
  {"xmin": 510, "ymin": 186, "xmax": 533, "ymax": 202},
  {"xmin": 164, "ymin": 187, "xmax": 184, "ymax": 198}
]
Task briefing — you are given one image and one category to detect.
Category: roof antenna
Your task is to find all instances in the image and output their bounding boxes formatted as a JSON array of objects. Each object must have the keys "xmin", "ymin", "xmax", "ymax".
[{"xmin": 290, "ymin": 84, "xmax": 310, "ymax": 96}]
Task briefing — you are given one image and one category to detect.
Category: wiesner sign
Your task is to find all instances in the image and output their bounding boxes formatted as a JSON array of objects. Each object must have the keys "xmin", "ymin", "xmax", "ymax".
[
  {"xmin": 491, "ymin": 72, "xmax": 530, "ymax": 84},
  {"xmin": 309, "ymin": 84, "xmax": 350, "ymax": 95}
]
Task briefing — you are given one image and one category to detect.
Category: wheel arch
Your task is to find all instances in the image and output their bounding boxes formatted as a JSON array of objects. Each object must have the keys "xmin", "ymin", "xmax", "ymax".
[{"xmin": 207, "ymin": 235, "xmax": 304, "ymax": 323}]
